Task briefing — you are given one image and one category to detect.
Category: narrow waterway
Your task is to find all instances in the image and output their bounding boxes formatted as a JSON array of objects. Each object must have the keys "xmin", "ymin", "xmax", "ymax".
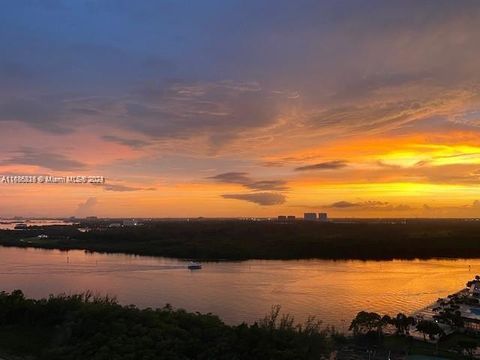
[{"xmin": 0, "ymin": 246, "xmax": 475, "ymax": 328}]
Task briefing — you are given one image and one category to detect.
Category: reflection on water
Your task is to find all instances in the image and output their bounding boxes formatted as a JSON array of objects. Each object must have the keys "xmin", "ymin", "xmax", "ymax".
[
  {"xmin": 0, "ymin": 246, "xmax": 476, "ymax": 327},
  {"xmin": 0, "ymin": 219, "xmax": 74, "ymax": 230}
]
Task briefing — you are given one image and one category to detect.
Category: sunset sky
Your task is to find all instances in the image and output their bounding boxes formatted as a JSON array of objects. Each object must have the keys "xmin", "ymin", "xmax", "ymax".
[{"xmin": 1, "ymin": 1, "xmax": 480, "ymax": 218}]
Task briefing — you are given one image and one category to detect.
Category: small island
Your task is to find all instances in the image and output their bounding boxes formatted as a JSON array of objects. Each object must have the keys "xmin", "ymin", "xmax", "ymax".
[{"xmin": 2, "ymin": 219, "xmax": 480, "ymax": 261}]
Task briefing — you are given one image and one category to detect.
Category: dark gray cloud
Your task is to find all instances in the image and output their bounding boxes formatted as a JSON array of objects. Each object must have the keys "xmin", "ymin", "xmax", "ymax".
[
  {"xmin": 295, "ymin": 160, "xmax": 348, "ymax": 171},
  {"xmin": 330, "ymin": 71, "xmax": 433, "ymax": 102},
  {"xmin": 208, "ymin": 172, "xmax": 288, "ymax": 191},
  {"xmin": 210, "ymin": 171, "xmax": 289, "ymax": 204},
  {"xmin": 102, "ymin": 135, "xmax": 150, "ymax": 149},
  {"xmin": 116, "ymin": 81, "xmax": 289, "ymax": 146},
  {"xmin": 327, "ymin": 200, "xmax": 411, "ymax": 211},
  {"xmin": 208, "ymin": 172, "xmax": 252, "ymax": 184},
  {"xmin": 245, "ymin": 180, "xmax": 288, "ymax": 191},
  {"xmin": 0, "ymin": 80, "xmax": 291, "ymax": 151},
  {"xmin": 1, "ymin": 1, "xmax": 480, "ymax": 144},
  {"xmin": 329, "ymin": 201, "xmax": 359, "ymax": 208},
  {"xmin": 1, "ymin": 147, "xmax": 86, "ymax": 171},
  {"xmin": 96, "ymin": 183, "xmax": 156, "ymax": 192},
  {"xmin": 0, "ymin": 97, "xmax": 73, "ymax": 133},
  {"xmin": 222, "ymin": 192, "xmax": 286, "ymax": 206},
  {"xmin": 306, "ymin": 97, "xmax": 448, "ymax": 137}
]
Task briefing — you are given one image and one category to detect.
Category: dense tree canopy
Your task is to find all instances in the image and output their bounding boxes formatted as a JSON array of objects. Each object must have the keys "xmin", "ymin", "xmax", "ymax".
[
  {"xmin": 416, "ymin": 320, "xmax": 444, "ymax": 341},
  {"xmin": 0, "ymin": 291, "xmax": 330, "ymax": 360},
  {"xmin": 349, "ymin": 311, "xmax": 387, "ymax": 336},
  {"xmin": 3, "ymin": 219, "xmax": 480, "ymax": 260}
]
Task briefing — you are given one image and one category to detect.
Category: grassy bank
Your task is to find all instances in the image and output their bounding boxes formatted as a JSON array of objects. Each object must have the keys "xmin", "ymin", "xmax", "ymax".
[{"xmin": 1, "ymin": 219, "xmax": 480, "ymax": 260}]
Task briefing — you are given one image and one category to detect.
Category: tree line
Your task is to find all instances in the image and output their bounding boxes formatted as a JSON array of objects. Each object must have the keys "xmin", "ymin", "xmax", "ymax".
[
  {"xmin": 0, "ymin": 290, "xmax": 333, "ymax": 360},
  {"xmin": 3, "ymin": 219, "xmax": 480, "ymax": 260},
  {"xmin": 349, "ymin": 310, "xmax": 447, "ymax": 340}
]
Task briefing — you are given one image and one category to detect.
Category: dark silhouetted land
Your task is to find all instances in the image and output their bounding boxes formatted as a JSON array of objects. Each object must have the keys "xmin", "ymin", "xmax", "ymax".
[
  {"xmin": 0, "ymin": 289, "xmax": 477, "ymax": 360},
  {"xmin": 1, "ymin": 219, "xmax": 480, "ymax": 260},
  {"xmin": 0, "ymin": 290, "xmax": 329, "ymax": 359}
]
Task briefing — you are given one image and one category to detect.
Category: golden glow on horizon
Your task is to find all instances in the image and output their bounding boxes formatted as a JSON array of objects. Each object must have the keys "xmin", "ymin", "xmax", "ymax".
[
  {"xmin": 2, "ymin": 119, "xmax": 480, "ymax": 218},
  {"xmin": 379, "ymin": 144, "xmax": 480, "ymax": 168},
  {"xmin": 3, "ymin": 1, "xmax": 480, "ymax": 219}
]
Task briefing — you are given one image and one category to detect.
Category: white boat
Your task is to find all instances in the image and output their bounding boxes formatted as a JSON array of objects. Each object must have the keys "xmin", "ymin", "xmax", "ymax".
[{"xmin": 187, "ymin": 261, "xmax": 202, "ymax": 270}]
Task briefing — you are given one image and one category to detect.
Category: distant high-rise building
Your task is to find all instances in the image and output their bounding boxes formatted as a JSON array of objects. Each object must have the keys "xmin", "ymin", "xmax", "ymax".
[
  {"xmin": 287, "ymin": 216, "xmax": 296, "ymax": 221},
  {"xmin": 318, "ymin": 213, "xmax": 328, "ymax": 222},
  {"xmin": 277, "ymin": 215, "xmax": 287, "ymax": 221},
  {"xmin": 304, "ymin": 213, "xmax": 317, "ymax": 221}
]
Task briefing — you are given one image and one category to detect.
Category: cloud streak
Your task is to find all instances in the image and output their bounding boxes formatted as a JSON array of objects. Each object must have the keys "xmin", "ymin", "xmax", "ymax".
[
  {"xmin": 95, "ymin": 183, "xmax": 156, "ymax": 192},
  {"xmin": 102, "ymin": 135, "xmax": 150, "ymax": 149},
  {"xmin": 327, "ymin": 200, "xmax": 412, "ymax": 211},
  {"xmin": 208, "ymin": 172, "xmax": 288, "ymax": 191},
  {"xmin": 1, "ymin": 2, "xmax": 480, "ymax": 217},
  {"xmin": 1, "ymin": 147, "xmax": 86, "ymax": 171},
  {"xmin": 222, "ymin": 192, "xmax": 286, "ymax": 206},
  {"xmin": 295, "ymin": 160, "xmax": 348, "ymax": 171}
]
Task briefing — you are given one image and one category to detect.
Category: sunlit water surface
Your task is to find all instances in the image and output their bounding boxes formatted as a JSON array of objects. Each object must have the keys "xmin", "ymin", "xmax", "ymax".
[
  {"xmin": 0, "ymin": 246, "xmax": 477, "ymax": 328},
  {"xmin": 0, "ymin": 220, "xmax": 74, "ymax": 230}
]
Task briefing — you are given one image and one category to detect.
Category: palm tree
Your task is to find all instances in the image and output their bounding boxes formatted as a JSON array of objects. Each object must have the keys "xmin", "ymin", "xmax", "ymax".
[
  {"xmin": 416, "ymin": 320, "xmax": 443, "ymax": 341},
  {"xmin": 391, "ymin": 313, "xmax": 415, "ymax": 335}
]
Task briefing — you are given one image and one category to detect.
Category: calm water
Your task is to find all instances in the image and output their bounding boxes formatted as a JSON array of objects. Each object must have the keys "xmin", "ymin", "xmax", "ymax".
[
  {"xmin": 0, "ymin": 219, "xmax": 74, "ymax": 230},
  {"xmin": 0, "ymin": 246, "xmax": 477, "ymax": 328}
]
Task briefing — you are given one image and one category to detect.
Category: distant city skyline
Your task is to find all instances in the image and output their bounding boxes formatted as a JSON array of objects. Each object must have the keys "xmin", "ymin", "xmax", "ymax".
[{"xmin": 1, "ymin": 1, "xmax": 480, "ymax": 218}]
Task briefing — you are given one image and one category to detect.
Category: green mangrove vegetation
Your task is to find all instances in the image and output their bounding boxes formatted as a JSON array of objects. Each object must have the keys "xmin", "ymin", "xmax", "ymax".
[
  {"xmin": 1, "ymin": 219, "xmax": 480, "ymax": 260},
  {"xmin": 0, "ymin": 290, "xmax": 332, "ymax": 360}
]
